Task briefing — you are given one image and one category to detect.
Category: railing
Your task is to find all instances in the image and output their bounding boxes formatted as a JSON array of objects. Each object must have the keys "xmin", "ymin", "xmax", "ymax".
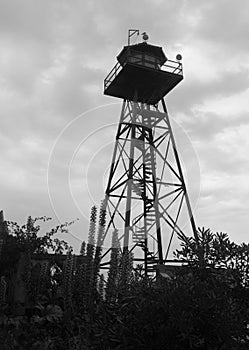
[
  {"xmin": 104, "ymin": 50, "xmax": 183, "ymax": 91},
  {"xmin": 162, "ymin": 59, "xmax": 183, "ymax": 75},
  {"xmin": 104, "ymin": 61, "xmax": 123, "ymax": 90}
]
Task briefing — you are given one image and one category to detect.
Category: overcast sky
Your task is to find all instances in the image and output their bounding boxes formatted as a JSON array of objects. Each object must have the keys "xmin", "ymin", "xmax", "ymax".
[{"xmin": 1, "ymin": 0, "xmax": 249, "ymax": 251}]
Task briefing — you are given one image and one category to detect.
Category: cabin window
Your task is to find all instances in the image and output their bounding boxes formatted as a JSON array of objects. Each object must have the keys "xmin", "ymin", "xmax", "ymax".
[{"xmin": 126, "ymin": 51, "xmax": 160, "ymax": 69}]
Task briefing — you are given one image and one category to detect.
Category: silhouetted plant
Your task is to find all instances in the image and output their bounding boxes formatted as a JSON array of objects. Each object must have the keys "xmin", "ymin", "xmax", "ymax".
[
  {"xmin": 35, "ymin": 261, "xmax": 50, "ymax": 300},
  {"xmin": 93, "ymin": 201, "xmax": 106, "ymax": 292},
  {"xmin": 79, "ymin": 240, "xmax": 86, "ymax": 256},
  {"xmin": 106, "ymin": 229, "xmax": 120, "ymax": 302},
  {"xmin": 23, "ymin": 248, "xmax": 32, "ymax": 299},
  {"xmin": 0, "ymin": 276, "xmax": 7, "ymax": 305},
  {"xmin": 6, "ymin": 216, "xmax": 72, "ymax": 258},
  {"xmin": 1, "ymin": 213, "xmax": 249, "ymax": 349},
  {"xmin": 98, "ymin": 274, "xmax": 105, "ymax": 301},
  {"xmin": 82, "ymin": 206, "xmax": 97, "ymax": 310},
  {"xmin": 73, "ymin": 241, "xmax": 86, "ymax": 309},
  {"xmin": 175, "ymin": 227, "xmax": 249, "ymax": 287},
  {"xmin": 77, "ymin": 259, "xmax": 87, "ymax": 311},
  {"xmin": 0, "ymin": 239, "xmax": 3, "ymax": 260},
  {"xmin": 63, "ymin": 252, "xmax": 74, "ymax": 315},
  {"xmin": 118, "ymin": 249, "xmax": 133, "ymax": 298}
]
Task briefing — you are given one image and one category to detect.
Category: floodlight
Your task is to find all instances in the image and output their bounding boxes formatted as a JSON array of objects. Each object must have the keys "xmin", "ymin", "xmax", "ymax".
[{"xmin": 142, "ymin": 32, "xmax": 149, "ymax": 41}]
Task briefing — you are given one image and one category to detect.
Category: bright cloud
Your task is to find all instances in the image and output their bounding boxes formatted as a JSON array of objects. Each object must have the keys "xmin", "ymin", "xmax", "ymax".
[{"xmin": 0, "ymin": 0, "xmax": 248, "ymax": 250}]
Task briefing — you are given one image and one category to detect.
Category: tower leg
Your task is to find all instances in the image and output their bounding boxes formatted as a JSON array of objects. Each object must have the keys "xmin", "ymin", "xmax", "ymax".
[
  {"xmin": 161, "ymin": 99, "xmax": 199, "ymax": 248},
  {"xmin": 102, "ymin": 99, "xmax": 197, "ymax": 274},
  {"xmin": 123, "ymin": 121, "xmax": 136, "ymax": 250}
]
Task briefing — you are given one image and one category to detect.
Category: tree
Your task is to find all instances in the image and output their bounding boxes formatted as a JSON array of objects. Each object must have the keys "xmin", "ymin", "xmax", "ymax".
[
  {"xmin": 102, "ymin": 228, "xmax": 249, "ymax": 349},
  {"xmin": 0, "ymin": 216, "xmax": 73, "ymax": 279},
  {"xmin": 175, "ymin": 227, "xmax": 249, "ymax": 287}
]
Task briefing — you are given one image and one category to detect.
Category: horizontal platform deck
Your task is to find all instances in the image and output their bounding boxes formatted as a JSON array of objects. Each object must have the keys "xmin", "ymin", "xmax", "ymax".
[{"xmin": 104, "ymin": 60, "xmax": 183, "ymax": 104}]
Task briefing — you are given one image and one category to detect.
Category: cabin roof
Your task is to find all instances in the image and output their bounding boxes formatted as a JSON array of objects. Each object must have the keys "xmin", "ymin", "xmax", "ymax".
[{"xmin": 117, "ymin": 42, "xmax": 167, "ymax": 66}]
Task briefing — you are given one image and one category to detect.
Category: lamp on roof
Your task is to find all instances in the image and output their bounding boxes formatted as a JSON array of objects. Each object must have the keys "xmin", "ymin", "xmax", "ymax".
[
  {"xmin": 176, "ymin": 54, "xmax": 182, "ymax": 61},
  {"xmin": 142, "ymin": 32, "xmax": 149, "ymax": 42}
]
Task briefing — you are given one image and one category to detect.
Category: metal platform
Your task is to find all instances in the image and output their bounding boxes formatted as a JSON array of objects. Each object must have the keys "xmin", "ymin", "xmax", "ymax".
[{"xmin": 104, "ymin": 58, "xmax": 183, "ymax": 105}]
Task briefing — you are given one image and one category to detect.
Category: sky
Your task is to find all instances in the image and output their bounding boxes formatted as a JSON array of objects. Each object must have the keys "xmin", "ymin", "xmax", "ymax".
[{"xmin": 0, "ymin": 0, "xmax": 249, "ymax": 252}]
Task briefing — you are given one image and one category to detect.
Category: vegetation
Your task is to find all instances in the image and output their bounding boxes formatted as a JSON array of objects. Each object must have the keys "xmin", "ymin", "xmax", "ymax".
[{"xmin": 0, "ymin": 212, "xmax": 248, "ymax": 349}]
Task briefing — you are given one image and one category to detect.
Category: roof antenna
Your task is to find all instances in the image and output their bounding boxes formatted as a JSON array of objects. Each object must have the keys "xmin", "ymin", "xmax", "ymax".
[{"xmin": 128, "ymin": 29, "xmax": 139, "ymax": 46}]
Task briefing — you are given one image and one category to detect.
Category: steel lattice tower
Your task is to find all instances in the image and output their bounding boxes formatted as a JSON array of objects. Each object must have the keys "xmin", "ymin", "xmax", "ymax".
[{"xmin": 101, "ymin": 30, "xmax": 199, "ymax": 275}]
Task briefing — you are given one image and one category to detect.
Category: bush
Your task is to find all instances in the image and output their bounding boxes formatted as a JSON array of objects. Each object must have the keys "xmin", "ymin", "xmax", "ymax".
[{"xmin": 0, "ymin": 217, "xmax": 248, "ymax": 349}]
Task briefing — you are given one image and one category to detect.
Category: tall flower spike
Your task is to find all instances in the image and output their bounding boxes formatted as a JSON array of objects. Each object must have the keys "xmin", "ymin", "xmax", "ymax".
[
  {"xmin": 106, "ymin": 229, "xmax": 120, "ymax": 302},
  {"xmin": 78, "ymin": 260, "xmax": 87, "ymax": 310},
  {"xmin": 80, "ymin": 241, "xmax": 86, "ymax": 256},
  {"xmin": 98, "ymin": 274, "xmax": 105, "ymax": 301},
  {"xmin": 63, "ymin": 252, "xmax": 74, "ymax": 314},
  {"xmin": 86, "ymin": 206, "xmax": 97, "ymax": 262},
  {"xmin": 93, "ymin": 201, "xmax": 107, "ymax": 293},
  {"xmin": 88, "ymin": 206, "xmax": 97, "ymax": 246},
  {"xmin": 83, "ymin": 207, "xmax": 98, "ymax": 307},
  {"xmin": 96, "ymin": 200, "xmax": 107, "ymax": 248},
  {"xmin": 0, "ymin": 276, "xmax": 7, "ymax": 305},
  {"xmin": 118, "ymin": 249, "xmax": 133, "ymax": 298}
]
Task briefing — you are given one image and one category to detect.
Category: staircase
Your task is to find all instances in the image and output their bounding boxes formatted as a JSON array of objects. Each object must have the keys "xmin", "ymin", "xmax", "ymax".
[
  {"xmin": 131, "ymin": 148, "xmax": 158, "ymax": 275},
  {"xmin": 141, "ymin": 109, "xmax": 165, "ymax": 128},
  {"xmin": 132, "ymin": 148, "xmax": 157, "ymax": 243},
  {"xmin": 137, "ymin": 240, "xmax": 158, "ymax": 275}
]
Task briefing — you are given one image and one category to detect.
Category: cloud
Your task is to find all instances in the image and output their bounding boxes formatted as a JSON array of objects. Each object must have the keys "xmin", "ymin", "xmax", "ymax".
[
  {"xmin": 0, "ymin": 1, "xmax": 55, "ymax": 43},
  {"xmin": 196, "ymin": 0, "xmax": 249, "ymax": 53},
  {"xmin": 0, "ymin": 0, "xmax": 248, "ymax": 250}
]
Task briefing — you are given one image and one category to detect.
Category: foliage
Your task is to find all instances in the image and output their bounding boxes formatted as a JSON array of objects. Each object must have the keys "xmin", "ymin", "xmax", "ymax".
[
  {"xmin": 0, "ymin": 216, "xmax": 73, "ymax": 278},
  {"xmin": 106, "ymin": 269, "xmax": 249, "ymax": 349},
  {"xmin": 106, "ymin": 229, "xmax": 120, "ymax": 302},
  {"xmin": 175, "ymin": 227, "xmax": 249, "ymax": 287},
  {"xmin": 63, "ymin": 252, "xmax": 74, "ymax": 315},
  {"xmin": 0, "ymin": 216, "xmax": 249, "ymax": 349},
  {"xmin": 7, "ymin": 216, "xmax": 72, "ymax": 254}
]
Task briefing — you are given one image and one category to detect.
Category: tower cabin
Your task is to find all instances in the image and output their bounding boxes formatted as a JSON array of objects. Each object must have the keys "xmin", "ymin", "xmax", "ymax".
[{"xmin": 104, "ymin": 41, "xmax": 183, "ymax": 105}]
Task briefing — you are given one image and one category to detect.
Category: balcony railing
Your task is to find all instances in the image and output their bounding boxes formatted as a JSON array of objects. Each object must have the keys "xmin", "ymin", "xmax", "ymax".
[
  {"xmin": 104, "ymin": 51, "xmax": 183, "ymax": 91},
  {"xmin": 104, "ymin": 61, "xmax": 123, "ymax": 90}
]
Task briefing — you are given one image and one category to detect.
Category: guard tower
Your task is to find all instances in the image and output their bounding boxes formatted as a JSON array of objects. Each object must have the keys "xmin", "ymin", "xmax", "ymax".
[{"xmin": 102, "ymin": 30, "xmax": 199, "ymax": 275}]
